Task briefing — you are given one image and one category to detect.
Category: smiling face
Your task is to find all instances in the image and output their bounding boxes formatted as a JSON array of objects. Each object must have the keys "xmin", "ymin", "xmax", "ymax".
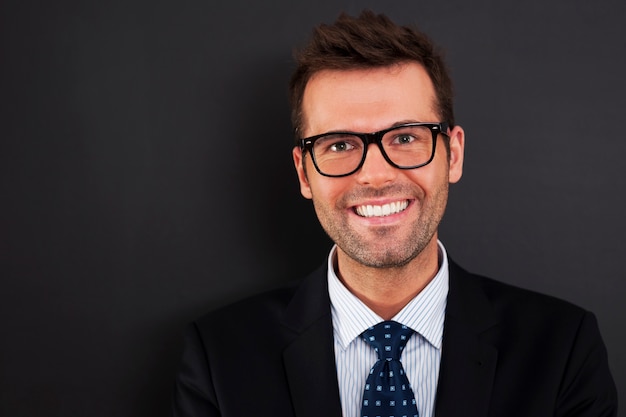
[{"xmin": 293, "ymin": 62, "xmax": 464, "ymax": 270}]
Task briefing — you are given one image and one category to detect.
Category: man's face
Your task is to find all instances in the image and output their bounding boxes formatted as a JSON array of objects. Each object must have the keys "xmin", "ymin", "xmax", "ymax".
[{"xmin": 292, "ymin": 62, "xmax": 464, "ymax": 269}]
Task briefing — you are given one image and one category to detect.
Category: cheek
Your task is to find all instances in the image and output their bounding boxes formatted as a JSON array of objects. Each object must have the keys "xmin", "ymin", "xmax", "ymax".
[
  {"xmin": 408, "ymin": 160, "xmax": 443, "ymax": 184},
  {"xmin": 428, "ymin": 148, "xmax": 452, "ymax": 182},
  {"xmin": 308, "ymin": 177, "xmax": 349, "ymax": 209}
]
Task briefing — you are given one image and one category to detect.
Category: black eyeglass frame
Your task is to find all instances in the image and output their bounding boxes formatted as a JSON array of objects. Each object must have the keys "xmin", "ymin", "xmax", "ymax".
[{"xmin": 298, "ymin": 122, "xmax": 450, "ymax": 177}]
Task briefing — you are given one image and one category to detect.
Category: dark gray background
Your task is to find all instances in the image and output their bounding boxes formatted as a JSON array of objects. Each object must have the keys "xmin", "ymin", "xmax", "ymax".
[{"xmin": 1, "ymin": 0, "xmax": 624, "ymax": 415}]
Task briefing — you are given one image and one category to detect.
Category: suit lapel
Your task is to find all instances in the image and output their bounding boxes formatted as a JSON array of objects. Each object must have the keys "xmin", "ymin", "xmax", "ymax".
[
  {"xmin": 281, "ymin": 266, "xmax": 343, "ymax": 417},
  {"xmin": 279, "ymin": 260, "xmax": 501, "ymax": 417},
  {"xmin": 435, "ymin": 261, "xmax": 500, "ymax": 417}
]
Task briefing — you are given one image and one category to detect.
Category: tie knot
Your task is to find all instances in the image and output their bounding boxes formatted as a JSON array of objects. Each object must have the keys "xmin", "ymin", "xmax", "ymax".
[{"xmin": 361, "ymin": 321, "xmax": 414, "ymax": 361}]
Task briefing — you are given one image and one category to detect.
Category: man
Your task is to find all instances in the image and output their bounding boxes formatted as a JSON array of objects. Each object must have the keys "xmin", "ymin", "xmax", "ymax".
[{"xmin": 171, "ymin": 10, "xmax": 617, "ymax": 417}]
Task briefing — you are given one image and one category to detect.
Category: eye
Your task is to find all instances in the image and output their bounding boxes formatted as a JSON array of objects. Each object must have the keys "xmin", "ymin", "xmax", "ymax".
[
  {"xmin": 392, "ymin": 134, "xmax": 416, "ymax": 145},
  {"xmin": 314, "ymin": 134, "xmax": 361, "ymax": 155},
  {"xmin": 329, "ymin": 141, "xmax": 355, "ymax": 152}
]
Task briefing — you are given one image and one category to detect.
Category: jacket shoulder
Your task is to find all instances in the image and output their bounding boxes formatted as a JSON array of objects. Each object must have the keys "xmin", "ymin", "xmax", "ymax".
[
  {"xmin": 194, "ymin": 264, "xmax": 328, "ymax": 333},
  {"xmin": 450, "ymin": 260, "xmax": 587, "ymax": 318}
]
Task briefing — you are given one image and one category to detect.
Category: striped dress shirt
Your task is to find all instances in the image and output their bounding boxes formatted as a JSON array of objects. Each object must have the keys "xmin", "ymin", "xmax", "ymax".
[{"xmin": 327, "ymin": 241, "xmax": 449, "ymax": 417}]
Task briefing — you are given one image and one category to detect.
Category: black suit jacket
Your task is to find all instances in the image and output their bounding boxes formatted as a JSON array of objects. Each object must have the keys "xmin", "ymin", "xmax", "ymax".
[{"xmin": 171, "ymin": 261, "xmax": 617, "ymax": 416}]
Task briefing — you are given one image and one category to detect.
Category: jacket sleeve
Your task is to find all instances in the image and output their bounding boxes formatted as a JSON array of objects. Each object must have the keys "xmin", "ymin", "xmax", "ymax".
[
  {"xmin": 556, "ymin": 311, "xmax": 618, "ymax": 417},
  {"xmin": 171, "ymin": 323, "xmax": 221, "ymax": 417}
]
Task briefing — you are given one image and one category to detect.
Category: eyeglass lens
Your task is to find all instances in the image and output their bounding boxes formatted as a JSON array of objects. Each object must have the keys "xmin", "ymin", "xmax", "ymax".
[{"xmin": 312, "ymin": 125, "xmax": 434, "ymax": 176}]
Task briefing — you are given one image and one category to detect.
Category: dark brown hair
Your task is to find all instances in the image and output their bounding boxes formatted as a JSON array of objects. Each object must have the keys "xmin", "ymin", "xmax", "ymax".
[{"xmin": 289, "ymin": 10, "xmax": 455, "ymax": 138}]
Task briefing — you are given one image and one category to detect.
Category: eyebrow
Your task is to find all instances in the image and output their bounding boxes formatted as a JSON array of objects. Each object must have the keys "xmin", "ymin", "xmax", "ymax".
[
  {"xmin": 390, "ymin": 119, "xmax": 422, "ymax": 128},
  {"xmin": 305, "ymin": 120, "xmax": 436, "ymax": 139},
  {"xmin": 330, "ymin": 120, "xmax": 425, "ymax": 134}
]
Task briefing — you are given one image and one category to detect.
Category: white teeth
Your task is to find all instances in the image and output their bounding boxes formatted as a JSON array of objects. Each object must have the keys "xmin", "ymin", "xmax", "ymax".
[{"xmin": 355, "ymin": 200, "xmax": 409, "ymax": 218}]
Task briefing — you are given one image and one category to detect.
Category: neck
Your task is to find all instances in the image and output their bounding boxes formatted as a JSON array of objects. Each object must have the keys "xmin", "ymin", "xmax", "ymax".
[{"xmin": 335, "ymin": 239, "xmax": 440, "ymax": 320}]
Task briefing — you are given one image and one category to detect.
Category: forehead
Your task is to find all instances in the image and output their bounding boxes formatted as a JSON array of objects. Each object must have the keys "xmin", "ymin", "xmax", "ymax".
[{"xmin": 302, "ymin": 62, "xmax": 438, "ymax": 135}]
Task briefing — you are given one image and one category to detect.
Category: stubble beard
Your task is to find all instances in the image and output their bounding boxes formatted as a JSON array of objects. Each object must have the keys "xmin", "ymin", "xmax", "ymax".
[{"xmin": 312, "ymin": 182, "xmax": 449, "ymax": 269}]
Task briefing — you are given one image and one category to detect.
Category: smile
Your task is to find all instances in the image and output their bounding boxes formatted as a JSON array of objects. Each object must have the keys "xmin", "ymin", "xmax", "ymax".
[{"xmin": 354, "ymin": 200, "xmax": 410, "ymax": 218}]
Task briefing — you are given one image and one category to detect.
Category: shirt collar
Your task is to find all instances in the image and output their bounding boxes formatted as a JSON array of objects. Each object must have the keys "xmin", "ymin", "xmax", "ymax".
[{"xmin": 328, "ymin": 241, "xmax": 449, "ymax": 351}]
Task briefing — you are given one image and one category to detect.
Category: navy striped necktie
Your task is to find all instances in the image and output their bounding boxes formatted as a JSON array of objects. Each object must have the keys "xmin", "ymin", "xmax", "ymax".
[{"xmin": 360, "ymin": 320, "xmax": 419, "ymax": 417}]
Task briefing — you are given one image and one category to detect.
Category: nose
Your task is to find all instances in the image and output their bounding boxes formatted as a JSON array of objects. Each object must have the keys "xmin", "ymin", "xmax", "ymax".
[{"xmin": 354, "ymin": 143, "xmax": 398, "ymax": 186}]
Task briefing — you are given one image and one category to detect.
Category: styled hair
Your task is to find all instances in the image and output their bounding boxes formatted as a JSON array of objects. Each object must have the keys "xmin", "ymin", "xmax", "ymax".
[{"xmin": 289, "ymin": 10, "xmax": 455, "ymax": 139}]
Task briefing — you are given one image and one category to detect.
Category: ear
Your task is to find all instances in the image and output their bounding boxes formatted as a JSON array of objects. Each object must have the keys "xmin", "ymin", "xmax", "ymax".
[
  {"xmin": 292, "ymin": 146, "xmax": 313, "ymax": 199},
  {"xmin": 447, "ymin": 125, "xmax": 465, "ymax": 184}
]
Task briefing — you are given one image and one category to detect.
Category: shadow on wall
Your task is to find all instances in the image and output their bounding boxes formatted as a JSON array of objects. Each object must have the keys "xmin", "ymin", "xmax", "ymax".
[
  {"xmin": 233, "ymin": 56, "xmax": 333, "ymax": 281},
  {"xmin": 156, "ymin": 57, "xmax": 333, "ymax": 416}
]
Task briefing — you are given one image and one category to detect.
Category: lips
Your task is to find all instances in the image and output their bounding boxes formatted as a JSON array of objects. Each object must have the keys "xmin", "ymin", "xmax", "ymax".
[{"xmin": 354, "ymin": 200, "xmax": 410, "ymax": 218}]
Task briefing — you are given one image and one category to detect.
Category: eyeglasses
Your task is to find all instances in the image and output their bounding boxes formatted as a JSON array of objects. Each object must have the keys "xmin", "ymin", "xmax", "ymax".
[{"xmin": 298, "ymin": 122, "xmax": 449, "ymax": 177}]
